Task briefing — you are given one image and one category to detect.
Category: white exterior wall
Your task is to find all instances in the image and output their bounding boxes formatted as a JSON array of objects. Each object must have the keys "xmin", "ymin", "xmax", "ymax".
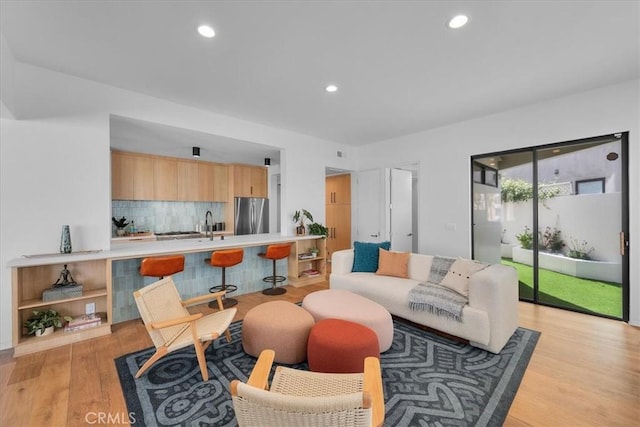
[{"xmin": 356, "ymin": 79, "xmax": 640, "ymax": 327}]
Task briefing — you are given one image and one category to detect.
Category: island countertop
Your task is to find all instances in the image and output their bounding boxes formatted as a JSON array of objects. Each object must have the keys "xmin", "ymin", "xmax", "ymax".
[{"xmin": 8, "ymin": 233, "xmax": 323, "ymax": 268}]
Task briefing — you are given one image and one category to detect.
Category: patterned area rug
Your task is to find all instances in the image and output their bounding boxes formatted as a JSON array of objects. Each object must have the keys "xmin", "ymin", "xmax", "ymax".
[{"xmin": 115, "ymin": 319, "xmax": 539, "ymax": 426}]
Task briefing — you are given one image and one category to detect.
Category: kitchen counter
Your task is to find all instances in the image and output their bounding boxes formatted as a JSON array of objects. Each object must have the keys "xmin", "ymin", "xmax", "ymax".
[{"xmin": 8, "ymin": 233, "xmax": 322, "ymax": 267}]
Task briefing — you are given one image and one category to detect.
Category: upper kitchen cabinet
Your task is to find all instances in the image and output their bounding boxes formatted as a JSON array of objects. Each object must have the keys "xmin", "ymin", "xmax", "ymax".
[
  {"xmin": 111, "ymin": 151, "xmax": 233, "ymax": 202},
  {"xmin": 177, "ymin": 160, "xmax": 199, "ymax": 201},
  {"xmin": 111, "ymin": 151, "xmax": 153, "ymax": 200},
  {"xmin": 154, "ymin": 157, "xmax": 178, "ymax": 200},
  {"xmin": 233, "ymin": 164, "xmax": 267, "ymax": 198},
  {"xmin": 198, "ymin": 163, "xmax": 229, "ymax": 202}
]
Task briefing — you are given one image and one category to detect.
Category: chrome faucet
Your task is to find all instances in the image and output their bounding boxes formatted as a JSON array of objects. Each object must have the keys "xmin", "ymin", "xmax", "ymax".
[{"xmin": 205, "ymin": 210, "xmax": 213, "ymax": 240}]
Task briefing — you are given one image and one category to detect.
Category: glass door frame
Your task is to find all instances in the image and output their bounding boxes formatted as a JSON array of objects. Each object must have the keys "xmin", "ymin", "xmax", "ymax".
[{"xmin": 470, "ymin": 132, "xmax": 629, "ymax": 322}]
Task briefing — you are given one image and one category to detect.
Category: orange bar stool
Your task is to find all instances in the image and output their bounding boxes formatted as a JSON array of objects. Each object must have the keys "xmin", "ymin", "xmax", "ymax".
[
  {"xmin": 205, "ymin": 248, "xmax": 244, "ymax": 308},
  {"xmin": 140, "ymin": 254, "xmax": 185, "ymax": 279},
  {"xmin": 258, "ymin": 243, "xmax": 291, "ymax": 296}
]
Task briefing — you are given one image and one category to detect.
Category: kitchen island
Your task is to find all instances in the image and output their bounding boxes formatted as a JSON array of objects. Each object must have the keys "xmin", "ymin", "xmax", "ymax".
[{"xmin": 9, "ymin": 233, "xmax": 327, "ymax": 355}]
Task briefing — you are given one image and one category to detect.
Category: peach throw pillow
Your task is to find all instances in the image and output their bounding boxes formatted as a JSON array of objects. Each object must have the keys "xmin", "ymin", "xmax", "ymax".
[{"xmin": 375, "ymin": 248, "xmax": 410, "ymax": 278}]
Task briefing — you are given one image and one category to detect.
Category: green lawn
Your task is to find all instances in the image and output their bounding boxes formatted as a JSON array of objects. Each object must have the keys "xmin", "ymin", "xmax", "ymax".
[{"xmin": 501, "ymin": 259, "xmax": 622, "ymax": 318}]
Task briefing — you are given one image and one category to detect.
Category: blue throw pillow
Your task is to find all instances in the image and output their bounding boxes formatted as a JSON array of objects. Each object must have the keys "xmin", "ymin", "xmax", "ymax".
[{"xmin": 352, "ymin": 241, "xmax": 391, "ymax": 272}]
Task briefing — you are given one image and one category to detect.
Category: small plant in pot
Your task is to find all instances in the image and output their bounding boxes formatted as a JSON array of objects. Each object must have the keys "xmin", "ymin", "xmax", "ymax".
[
  {"xmin": 112, "ymin": 216, "xmax": 129, "ymax": 236},
  {"xmin": 292, "ymin": 209, "xmax": 313, "ymax": 235},
  {"xmin": 308, "ymin": 222, "xmax": 329, "ymax": 237},
  {"xmin": 24, "ymin": 309, "xmax": 71, "ymax": 337}
]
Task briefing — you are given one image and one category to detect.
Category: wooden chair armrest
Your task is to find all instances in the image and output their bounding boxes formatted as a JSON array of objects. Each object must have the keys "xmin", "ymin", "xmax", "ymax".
[
  {"xmin": 150, "ymin": 313, "xmax": 203, "ymax": 330},
  {"xmin": 363, "ymin": 356, "xmax": 385, "ymax": 427},
  {"xmin": 247, "ymin": 349, "xmax": 275, "ymax": 390},
  {"xmin": 182, "ymin": 291, "xmax": 226, "ymax": 307}
]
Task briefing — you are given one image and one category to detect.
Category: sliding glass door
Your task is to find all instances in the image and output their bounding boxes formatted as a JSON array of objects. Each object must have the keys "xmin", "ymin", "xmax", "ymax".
[{"xmin": 472, "ymin": 133, "xmax": 628, "ymax": 320}]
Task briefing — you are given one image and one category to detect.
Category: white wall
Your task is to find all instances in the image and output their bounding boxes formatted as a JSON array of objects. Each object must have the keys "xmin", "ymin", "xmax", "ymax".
[
  {"xmin": 356, "ymin": 79, "xmax": 640, "ymax": 326},
  {"xmin": 0, "ymin": 61, "xmax": 357, "ymax": 350}
]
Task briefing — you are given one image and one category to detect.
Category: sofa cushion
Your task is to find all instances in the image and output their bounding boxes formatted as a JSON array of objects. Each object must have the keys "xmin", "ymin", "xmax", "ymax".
[
  {"xmin": 352, "ymin": 241, "xmax": 391, "ymax": 272},
  {"xmin": 427, "ymin": 256, "xmax": 456, "ymax": 284},
  {"xmin": 376, "ymin": 248, "xmax": 410, "ymax": 278},
  {"xmin": 441, "ymin": 258, "xmax": 488, "ymax": 297}
]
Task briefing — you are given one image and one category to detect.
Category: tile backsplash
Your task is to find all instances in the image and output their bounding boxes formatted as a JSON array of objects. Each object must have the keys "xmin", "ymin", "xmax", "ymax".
[{"xmin": 112, "ymin": 200, "xmax": 225, "ymax": 234}]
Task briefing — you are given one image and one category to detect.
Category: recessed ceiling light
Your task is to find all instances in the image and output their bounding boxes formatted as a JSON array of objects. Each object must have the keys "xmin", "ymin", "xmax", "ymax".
[
  {"xmin": 325, "ymin": 84, "xmax": 338, "ymax": 93},
  {"xmin": 197, "ymin": 25, "xmax": 215, "ymax": 38},
  {"xmin": 448, "ymin": 15, "xmax": 469, "ymax": 29}
]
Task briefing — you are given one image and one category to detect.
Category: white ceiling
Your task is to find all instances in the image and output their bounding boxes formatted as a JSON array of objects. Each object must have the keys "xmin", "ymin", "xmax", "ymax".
[{"xmin": 1, "ymin": 1, "xmax": 638, "ymax": 152}]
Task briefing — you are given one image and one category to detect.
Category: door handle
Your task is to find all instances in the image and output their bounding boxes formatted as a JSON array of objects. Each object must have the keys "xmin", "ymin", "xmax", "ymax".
[
  {"xmin": 370, "ymin": 233, "xmax": 379, "ymax": 238},
  {"xmin": 620, "ymin": 231, "xmax": 625, "ymax": 256},
  {"xmin": 407, "ymin": 233, "xmax": 412, "ymax": 236}
]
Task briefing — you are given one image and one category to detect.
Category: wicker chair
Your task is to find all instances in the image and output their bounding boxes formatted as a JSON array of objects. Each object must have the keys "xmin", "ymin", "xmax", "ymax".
[
  {"xmin": 133, "ymin": 276, "xmax": 236, "ymax": 381},
  {"xmin": 230, "ymin": 349, "xmax": 384, "ymax": 427}
]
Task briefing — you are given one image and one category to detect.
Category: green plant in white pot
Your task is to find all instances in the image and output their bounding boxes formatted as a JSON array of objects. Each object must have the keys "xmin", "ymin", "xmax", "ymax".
[{"xmin": 24, "ymin": 309, "xmax": 70, "ymax": 337}]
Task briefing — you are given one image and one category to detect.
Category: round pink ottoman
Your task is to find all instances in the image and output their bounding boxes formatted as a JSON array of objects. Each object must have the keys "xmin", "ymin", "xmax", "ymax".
[
  {"xmin": 242, "ymin": 301, "xmax": 315, "ymax": 364},
  {"xmin": 302, "ymin": 289, "xmax": 394, "ymax": 352}
]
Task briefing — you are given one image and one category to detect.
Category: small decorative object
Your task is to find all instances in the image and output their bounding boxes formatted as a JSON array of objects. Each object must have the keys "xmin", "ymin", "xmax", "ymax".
[
  {"xmin": 43, "ymin": 264, "xmax": 83, "ymax": 301},
  {"xmin": 60, "ymin": 225, "xmax": 72, "ymax": 253},
  {"xmin": 112, "ymin": 216, "xmax": 129, "ymax": 236},
  {"xmin": 24, "ymin": 309, "xmax": 71, "ymax": 337},
  {"xmin": 293, "ymin": 209, "xmax": 313, "ymax": 236}
]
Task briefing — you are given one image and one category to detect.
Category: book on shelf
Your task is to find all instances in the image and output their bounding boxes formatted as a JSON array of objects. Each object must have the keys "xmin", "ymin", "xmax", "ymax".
[
  {"xmin": 301, "ymin": 269, "xmax": 321, "ymax": 277},
  {"xmin": 298, "ymin": 253, "xmax": 315, "ymax": 260},
  {"xmin": 64, "ymin": 313, "xmax": 103, "ymax": 332}
]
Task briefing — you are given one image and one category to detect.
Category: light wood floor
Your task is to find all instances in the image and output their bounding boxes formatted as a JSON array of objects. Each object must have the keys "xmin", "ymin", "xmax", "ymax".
[{"xmin": 1, "ymin": 281, "xmax": 638, "ymax": 426}]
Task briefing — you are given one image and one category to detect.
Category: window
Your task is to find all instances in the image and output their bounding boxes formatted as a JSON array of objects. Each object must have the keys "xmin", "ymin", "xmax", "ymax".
[
  {"xmin": 576, "ymin": 178, "xmax": 605, "ymax": 194},
  {"xmin": 472, "ymin": 162, "xmax": 498, "ymax": 187}
]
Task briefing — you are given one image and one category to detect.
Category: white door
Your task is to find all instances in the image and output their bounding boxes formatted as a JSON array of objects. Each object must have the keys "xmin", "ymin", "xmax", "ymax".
[
  {"xmin": 390, "ymin": 168, "xmax": 413, "ymax": 251},
  {"xmin": 355, "ymin": 169, "xmax": 383, "ymax": 243}
]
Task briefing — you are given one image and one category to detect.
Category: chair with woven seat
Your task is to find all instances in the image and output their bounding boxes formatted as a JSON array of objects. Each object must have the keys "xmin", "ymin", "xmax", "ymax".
[
  {"xmin": 133, "ymin": 276, "xmax": 236, "ymax": 381},
  {"xmin": 230, "ymin": 349, "xmax": 384, "ymax": 427},
  {"xmin": 140, "ymin": 254, "xmax": 185, "ymax": 280},
  {"xmin": 258, "ymin": 243, "xmax": 291, "ymax": 295},
  {"xmin": 204, "ymin": 248, "xmax": 244, "ymax": 309}
]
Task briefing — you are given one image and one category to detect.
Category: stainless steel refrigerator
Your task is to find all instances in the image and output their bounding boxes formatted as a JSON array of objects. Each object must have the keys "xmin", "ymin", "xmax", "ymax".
[{"xmin": 234, "ymin": 197, "xmax": 269, "ymax": 235}]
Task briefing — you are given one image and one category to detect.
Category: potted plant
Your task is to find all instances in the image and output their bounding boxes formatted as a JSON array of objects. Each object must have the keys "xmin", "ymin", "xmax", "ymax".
[
  {"xmin": 292, "ymin": 209, "xmax": 313, "ymax": 235},
  {"xmin": 112, "ymin": 216, "xmax": 129, "ymax": 236},
  {"xmin": 515, "ymin": 226, "xmax": 534, "ymax": 250},
  {"xmin": 24, "ymin": 309, "xmax": 70, "ymax": 337},
  {"xmin": 308, "ymin": 222, "xmax": 329, "ymax": 237}
]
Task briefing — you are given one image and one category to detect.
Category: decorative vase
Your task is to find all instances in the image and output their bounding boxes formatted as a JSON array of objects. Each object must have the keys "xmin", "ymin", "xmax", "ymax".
[
  {"xmin": 116, "ymin": 228, "xmax": 126, "ymax": 237},
  {"xmin": 60, "ymin": 225, "xmax": 72, "ymax": 253},
  {"xmin": 35, "ymin": 326, "xmax": 54, "ymax": 337}
]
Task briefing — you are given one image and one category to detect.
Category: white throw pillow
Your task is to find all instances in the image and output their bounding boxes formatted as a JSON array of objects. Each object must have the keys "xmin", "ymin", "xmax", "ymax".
[{"xmin": 440, "ymin": 258, "xmax": 488, "ymax": 297}]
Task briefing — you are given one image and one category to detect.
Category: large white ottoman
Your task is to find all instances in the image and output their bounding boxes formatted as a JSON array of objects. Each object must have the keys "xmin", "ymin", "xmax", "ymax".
[{"xmin": 302, "ymin": 289, "xmax": 394, "ymax": 352}]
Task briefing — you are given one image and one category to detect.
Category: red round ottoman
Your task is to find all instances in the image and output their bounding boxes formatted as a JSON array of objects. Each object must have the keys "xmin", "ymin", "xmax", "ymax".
[{"xmin": 307, "ymin": 318, "xmax": 379, "ymax": 373}]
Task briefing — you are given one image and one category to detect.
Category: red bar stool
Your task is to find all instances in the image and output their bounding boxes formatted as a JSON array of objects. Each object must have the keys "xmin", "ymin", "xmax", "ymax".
[
  {"xmin": 205, "ymin": 248, "xmax": 244, "ymax": 308},
  {"xmin": 258, "ymin": 243, "xmax": 291, "ymax": 295},
  {"xmin": 140, "ymin": 254, "xmax": 185, "ymax": 279}
]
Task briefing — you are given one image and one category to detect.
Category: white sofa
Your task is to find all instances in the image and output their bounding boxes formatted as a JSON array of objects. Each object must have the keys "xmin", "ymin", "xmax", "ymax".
[{"xmin": 330, "ymin": 249, "xmax": 519, "ymax": 354}]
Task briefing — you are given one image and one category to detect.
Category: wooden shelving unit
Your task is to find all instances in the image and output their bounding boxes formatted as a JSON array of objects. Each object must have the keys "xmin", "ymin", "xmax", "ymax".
[
  {"xmin": 288, "ymin": 237, "xmax": 327, "ymax": 287},
  {"xmin": 12, "ymin": 259, "xmax": 112, "ymax": 356}
]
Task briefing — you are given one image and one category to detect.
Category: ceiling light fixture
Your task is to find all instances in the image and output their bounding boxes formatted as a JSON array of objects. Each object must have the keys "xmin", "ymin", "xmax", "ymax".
[
  {"xmin": 448, "ymin": 15, "xmax": 469, "ymax": 29},
  {"xmin": 264, "ymin": 158, "xmax": 271, "ymax": 167},
  {"xmin": 197, "ymin": 25, "xmax": 215, "ymax": 38},
  {"xmin": 192, "ymin": 146, "xmax": 200, "ymax": 157},
  {"xmin": 325, "ymin": 84, "xmax": 338, "ymax": 93}
]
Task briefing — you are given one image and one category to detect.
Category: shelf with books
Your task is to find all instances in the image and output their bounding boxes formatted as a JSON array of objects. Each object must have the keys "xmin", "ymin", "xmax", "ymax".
[{"xmin": 288, "ymin": 237, "xmax": 327, "ymax": 287}]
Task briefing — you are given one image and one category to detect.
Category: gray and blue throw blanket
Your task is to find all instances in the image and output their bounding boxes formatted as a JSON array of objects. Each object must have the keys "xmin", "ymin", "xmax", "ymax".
[
  {"xmin": 408, "ymin": 255, "xmax": 467, "ymax": 321},
  {"xmin": 408, "ymin": 282, "xmax": 468, "ymax": 321}
]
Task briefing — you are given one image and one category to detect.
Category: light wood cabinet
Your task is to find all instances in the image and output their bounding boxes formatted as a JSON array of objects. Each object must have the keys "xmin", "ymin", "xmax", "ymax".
[
  {"xmin": 288, "ymin": 237, "xmax": 327, "ymax": 286},
  {"xmin": 233, "ymin": 164, "xmax": 267, "ymax": 197},
  {"xmin": 177, "ymin": 160, "xmax": 199, "ymax": 201},
  {"xmin": 212, "ymin": 164, "xmax": 229, "ymax": 202},
  {"xmin": 111, "ymin": 151, "xmax": 153, "ymax": 200},
  {"xmin": 111, "ymin": 150, "xmax": 239, "ymax": 202},
  {"xmin": 12, "ymin": 259, "xmax": 112, "ymax": 356},
  {"xmin": 153, "ymin": 158, "xmax": 177, "ymax": 200},
  {"xmin": 325, "ymin": 174, "xmax": 352, "ymax": 266}
]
